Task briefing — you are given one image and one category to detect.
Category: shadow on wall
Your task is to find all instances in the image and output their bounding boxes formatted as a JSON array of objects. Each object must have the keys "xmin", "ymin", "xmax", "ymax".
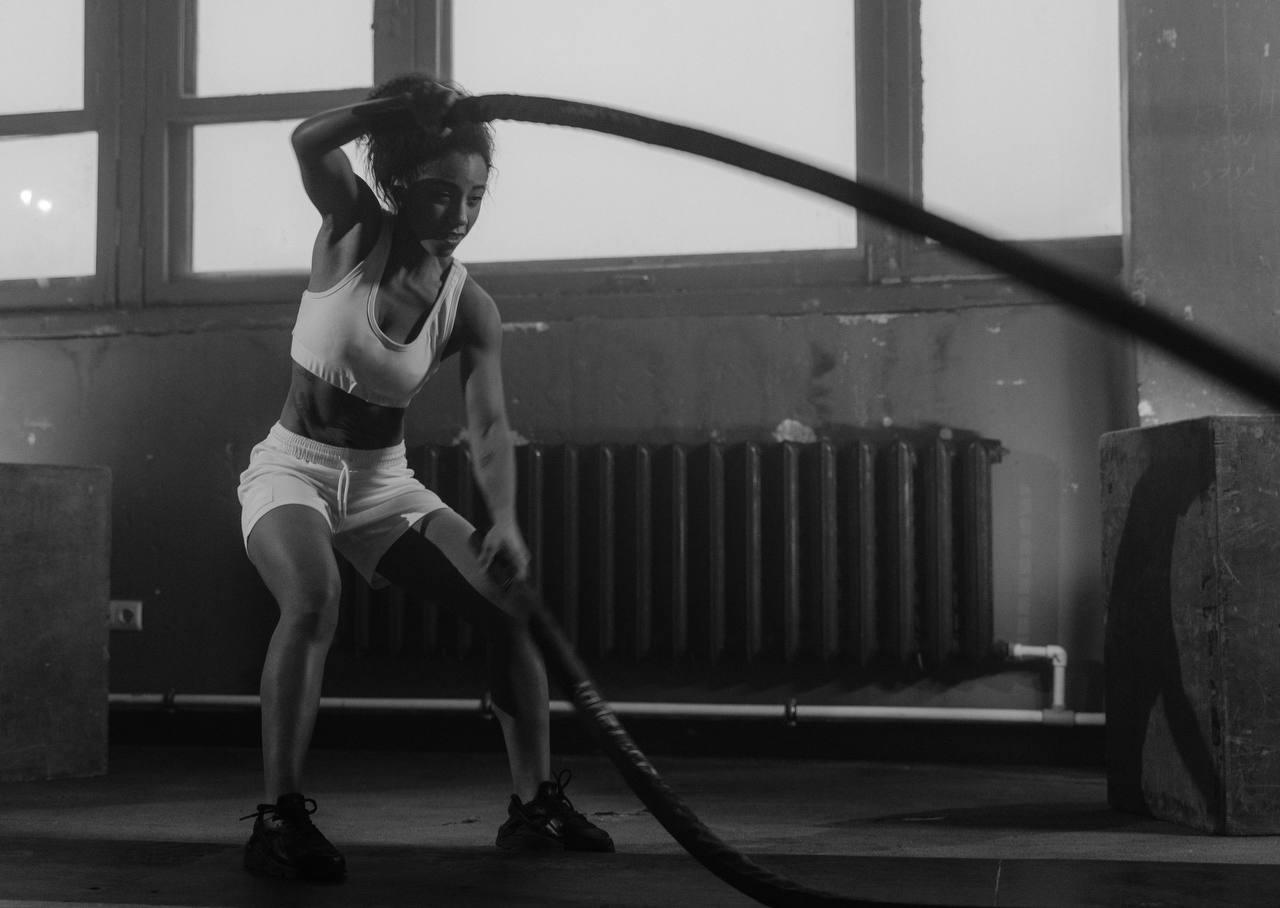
[{"xmin": 990, "ymin": 453, "xmax": 1061, "ymax": 643}]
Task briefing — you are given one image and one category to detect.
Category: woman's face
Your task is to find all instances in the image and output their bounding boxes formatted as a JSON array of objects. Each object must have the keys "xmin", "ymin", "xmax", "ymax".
[{"xmin": 398, "ymin": 151, "xmax": 490, "ymax": 257}]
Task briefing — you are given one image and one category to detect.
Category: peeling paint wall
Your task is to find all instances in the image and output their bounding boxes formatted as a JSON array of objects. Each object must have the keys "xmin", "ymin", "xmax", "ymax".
[
  {"xmin": 1126, "ymin": 1, "xmax": 1280, "ymax": 424},
  {"xmin": 0, "ymin": 332, "xmax": 288, "ymax": 694},
  {"xmin": 0, "ymin": 293, "xmax": 1130, "ymax": 709}
]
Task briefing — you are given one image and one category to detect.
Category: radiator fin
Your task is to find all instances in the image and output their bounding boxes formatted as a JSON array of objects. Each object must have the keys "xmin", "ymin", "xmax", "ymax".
[{"xmin": 337, "ymin": 435, "xmax": 1001, "ymax": 674}]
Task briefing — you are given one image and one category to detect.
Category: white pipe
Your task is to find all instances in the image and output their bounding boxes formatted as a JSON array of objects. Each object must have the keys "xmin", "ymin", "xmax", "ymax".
[
  {"xmin": 798, "ymin": 705, "xmax": 1046, "ymax": 724},
  {"xmin": 109, "ymin": 692, "xmax": 1104, "ymax": 726},
  {"xmin": 1007, "ymin": 643, "xmax": 1069, "ymax": 710},
  {"xmin": 109, "ymin": 693, "xmax": 486, "ymax": 714}
]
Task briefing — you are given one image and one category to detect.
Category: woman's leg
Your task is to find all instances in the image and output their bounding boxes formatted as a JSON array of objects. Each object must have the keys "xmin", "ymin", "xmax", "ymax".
[
  {"xmin": 376, "ymin": 510, "xmax": 615, "ymax": 852},
  {"xmin": 246, "ymin": 504, "xmax": 343, "ymax": 803},
  {"xmin": 376, "ymin": 510, "xmax": 549, "ymax": 801},
  {"xmin": 485, "ymin": 612, "xmax": 552, "ymax": 800}
]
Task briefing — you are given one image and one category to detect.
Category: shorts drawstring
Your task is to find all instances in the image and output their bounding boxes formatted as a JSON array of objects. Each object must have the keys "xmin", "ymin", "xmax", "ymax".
[
  {"xmin": 336, "ymin": 459, "xmax": 351, "ymax": 523},
  {"xmin": 260, "ymin": 422, "xmax": 409, "ymax": 529},
  {"xmin": 240, "ymin": 423, "xmax": 449, "ymax": 587}
]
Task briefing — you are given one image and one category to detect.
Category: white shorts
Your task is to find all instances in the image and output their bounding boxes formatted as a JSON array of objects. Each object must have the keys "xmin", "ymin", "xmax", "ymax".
[{"xmin": 237, "ymin": 423, "xmax": 449, "ymax": 589}]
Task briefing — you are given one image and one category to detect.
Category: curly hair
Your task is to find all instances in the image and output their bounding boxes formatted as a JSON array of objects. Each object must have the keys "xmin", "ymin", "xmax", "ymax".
[{"xmin": 360, "ymin": 73, "xmax": 495, "ymax": 212}]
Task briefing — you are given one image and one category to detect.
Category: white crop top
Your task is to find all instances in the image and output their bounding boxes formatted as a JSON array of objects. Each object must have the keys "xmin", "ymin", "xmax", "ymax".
[{"xmin": 290, "ymin": 216, "xmax": 466, "ymax": 408}]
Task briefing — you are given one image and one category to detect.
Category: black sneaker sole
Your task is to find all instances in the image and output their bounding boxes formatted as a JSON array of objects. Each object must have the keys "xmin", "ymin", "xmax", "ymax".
[
  {"xmin": 564, "ymin": 835, "xmax": 616, "ymax": 853},
  {"xmin": 244, "ymin": 842, "xmax": 347, "ymax": 882},
  {"xmin": 495, "ymin": 829, "xmax": 565, "ymax": 851}
]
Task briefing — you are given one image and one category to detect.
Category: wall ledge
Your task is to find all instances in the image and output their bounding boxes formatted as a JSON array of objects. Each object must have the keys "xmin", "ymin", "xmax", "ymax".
[{"xmin": 0, "ymin": 276, "xmax": 1108, "ymax": 342}]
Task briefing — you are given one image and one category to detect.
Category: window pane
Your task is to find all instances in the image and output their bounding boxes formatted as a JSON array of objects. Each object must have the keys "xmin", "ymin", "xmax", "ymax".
[
  {"xmin": 191, "ymin": 121, "xmax": 361, "ymax": 274},
  {"xmin": 921, "ymin": 0, "xmax": 1122, "ymax": 239},
  {"xmin": 0, "ymin": 133, "xmax": 97, "ymax": 280},
  {"xmin": 452, "ymin": 0, "xmax": 856, "ymax": 262},
  {"xmin": 0, "ymin": 0, "xmax": 84, "ymax": 114},
  {"xmin": 194, "ymin": 0, "xmax": 374, "ymax": 97}
]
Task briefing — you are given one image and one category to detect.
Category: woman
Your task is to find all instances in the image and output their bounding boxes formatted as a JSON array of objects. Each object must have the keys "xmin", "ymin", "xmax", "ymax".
[{"xmin": 236, "ymin": 74, "xmax": 613, "ymax": 882}]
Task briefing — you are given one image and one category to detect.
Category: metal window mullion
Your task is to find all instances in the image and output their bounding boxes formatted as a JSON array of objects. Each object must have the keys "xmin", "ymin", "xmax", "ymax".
[
  {"xmin": 165, "ymin": 123, "xmax": 193, "ymax": 284},
  {"xmin": 155, "ymin": 90, "xmax": 369, "ymax": 125},
  {"xmin": 373, "ymin": 0, "xmax": 449, "ymax": 83},
  {"xmin": 854, "ymin": 0, "xmax": 922, "ymax": 283},
  {"xmin": 428, "ymin": 0, "xmax": 452, "ymax": 80},
  {"xmin": 0, "ymin": 110, "xmax": 96, "ymax": 137},
  {"xmin": 142, "ymin": 0, "xmax": 182, "ymax": 299},
  {"xmin": 86, "ymin": 0, "xmax": 121, "ymax": 308},
  {"xmin": 110, "ymin": 0, "xmax": 147, "ymax": 309},
  {"xmin": 374, "ymin": 0, "xmax": 416, "ymax": 82}
]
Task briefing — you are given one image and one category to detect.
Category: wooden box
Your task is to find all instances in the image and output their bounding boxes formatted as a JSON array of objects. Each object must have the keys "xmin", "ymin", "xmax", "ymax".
[
  {"xmin": 1102, "ymin": 416, "xmax": 1280, "ymax": 833},
  {"xmin": 0, "ymin": 463, "xmax": 111, "ymax": 781}
]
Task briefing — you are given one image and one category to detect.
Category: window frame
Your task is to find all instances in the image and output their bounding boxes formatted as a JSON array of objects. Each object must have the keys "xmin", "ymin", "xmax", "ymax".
[
  {"xmin": 137, "ymin": 0, "xmax": 448, "ymax": 306},
  {"xmin": 462, "ymin": 0, "xmax": 873, "ymax": 301},
  {"xmin": 0, "ymin": 0, "xmax": 1122, "ymax": 325},
  {"xmin": 0, "ymin": 0, "xmax": 121, "ymax": 310},
  {"xmin": 466, "ymin": 0, "xmax": 1119, "ymax": 318}
]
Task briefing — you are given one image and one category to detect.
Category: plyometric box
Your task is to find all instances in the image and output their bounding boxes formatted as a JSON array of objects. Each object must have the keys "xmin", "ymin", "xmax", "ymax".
[
  {"xmin": 1102, "ymin": 416, "xmax": 1280, "ymax": 834},
  {"xmin": 0, "ymin": 463, "xmax": 111, "ymax": 782}
]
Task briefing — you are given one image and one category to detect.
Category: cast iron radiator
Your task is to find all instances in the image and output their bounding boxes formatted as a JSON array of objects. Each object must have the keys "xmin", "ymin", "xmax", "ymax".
[{"xmin": 331, "ymin": 432, "xmax": 1004, "ymax": 693}]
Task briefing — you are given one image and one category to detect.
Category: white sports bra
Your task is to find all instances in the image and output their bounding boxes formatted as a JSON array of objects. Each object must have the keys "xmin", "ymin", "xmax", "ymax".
[{"xmin": 290, "ymin": 216, "xmax": 465, "ymax": 408}]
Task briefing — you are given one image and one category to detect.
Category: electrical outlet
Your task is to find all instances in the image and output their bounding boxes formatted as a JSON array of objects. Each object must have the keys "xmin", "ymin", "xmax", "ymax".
[{"xmin": 108, "ymin": 599, "xmax": 143, "ymax": 632}]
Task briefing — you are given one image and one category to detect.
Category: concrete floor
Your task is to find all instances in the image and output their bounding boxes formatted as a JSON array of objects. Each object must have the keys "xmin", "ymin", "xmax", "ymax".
[{"xmin": 2, "ymin": 744, "xmax": 1279, "ymax": 907}]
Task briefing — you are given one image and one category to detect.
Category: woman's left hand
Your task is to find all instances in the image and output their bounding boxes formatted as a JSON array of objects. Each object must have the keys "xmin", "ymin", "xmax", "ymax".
[
  {"xmin": 407, "ymin": 82, "xmax": 458, "ymax": 138},
  {"xmin": 477, "ymin": 520, "xmax": 531, "ymax": 590}
]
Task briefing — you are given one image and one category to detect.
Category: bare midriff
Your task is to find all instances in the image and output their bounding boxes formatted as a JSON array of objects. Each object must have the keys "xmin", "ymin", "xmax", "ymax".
[{"xmin": 278, "ymin": 362, "xmax": 407, "ymax": 450}]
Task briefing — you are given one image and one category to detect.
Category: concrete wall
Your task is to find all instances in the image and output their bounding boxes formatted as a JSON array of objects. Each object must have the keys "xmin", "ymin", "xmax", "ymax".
[
  {"xmin": 8, "ymin": 0, "xmax": 1269, "ymax": 728},
  {"xmin": 1126, "ymin": 1, "xmax": 1280, "ymax": 422},
  {"xmin": 1, "ymin": 278, "xmax": 1131, "ymax": 711}
]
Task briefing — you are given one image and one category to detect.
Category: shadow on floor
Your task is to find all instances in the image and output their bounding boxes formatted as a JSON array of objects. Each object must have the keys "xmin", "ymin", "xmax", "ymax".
[
  {"xmin": 863, "ymin": 802, "xmax": 1203, "ymax": 835},
  {"xmin": 3, "ymin": 746, "xmax": 1280, "ymax": 907}
]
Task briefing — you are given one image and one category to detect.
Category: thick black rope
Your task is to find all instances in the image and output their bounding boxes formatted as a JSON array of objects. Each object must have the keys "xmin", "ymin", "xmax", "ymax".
[
  {"xmin": 447, "ymin": 93, "xmax": 1262, "ymax": 907},
  {"xmin": 447, "ymin": 93, "xmax": 1280, "ymax": 411},
  {"xmin": 509, "ymin": 580, "xmax": 970, "ymax": 908}
]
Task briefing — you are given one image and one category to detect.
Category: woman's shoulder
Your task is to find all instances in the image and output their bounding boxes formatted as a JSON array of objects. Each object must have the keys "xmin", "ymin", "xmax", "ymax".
[
  {"xmin": 451, "ymin": 273, "xmax": 501, "ymax": 345},
  {"xmin": 458, "ymin": 271, "xmax": 493, "ymax": 305},
  {"xmin": 307, "ymin": 192, "xmax": 390, "ymax": 292},
  {"xmin": 323, "ymin": 187, "xmax": 389, "ymax": 256}
]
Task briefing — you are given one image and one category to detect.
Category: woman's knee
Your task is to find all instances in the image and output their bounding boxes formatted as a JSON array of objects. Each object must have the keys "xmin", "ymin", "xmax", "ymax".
[
  {"xmin": 276, "ymin": 572, "xmax": 341, "ymax": 639},
  {"xmin": 247, "ymin": 505, "xmax": 342, "ymax": 640},
  {"xmin": 488, "ymin": 611, "xmax": 541, "ymax": 670}
]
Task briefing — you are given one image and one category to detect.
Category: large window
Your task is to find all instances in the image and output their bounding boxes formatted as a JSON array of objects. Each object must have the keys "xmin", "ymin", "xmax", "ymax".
[
  {"xmin": 185, "ymin": 1, "xmax": 374, "ymax": 274},
  {"xmin": 0, "ymin": 0, "xmax": 110, "ymax": 302},
  {"xmin": 452, "ymin": 0, "xmax": 858, "ymax": 262},
  {"xmin": 0, "ymin": 0, "xmax": 84, "ymax": 116},
  {"xmin": 192, "ymin": 0, "xmax": 374, "ymax": 97},
  {"xmin": 920, "ymin": 0, "xmax": 1122, "ymax": 240},
  {"xmin": 138, "ymin": 0, "xmax": 387, "ymax": 303},
  {"xmin": 2, "ymin": 132, "xmax": 98, "ymax": 282},
  {"xmin": 0, "ymin": 0, "xmax": 1122, "ymax": 313}
]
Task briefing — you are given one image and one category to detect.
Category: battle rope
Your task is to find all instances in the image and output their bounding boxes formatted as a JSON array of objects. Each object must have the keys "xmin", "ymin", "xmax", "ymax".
[
  {"xmin": 446, "ymin": 93, "xmax": 1280, "ymax": 411},
  {"xmin": 449, "ymin": 92, "xmax": 1273, "ymax": 906},
  {"xmin": 511, "ymin": 578, "xmax": 965, "ymax": 908},
  {"xmin": 471, "ymin": 523, "xmax": 1015, "ymax": 907}
]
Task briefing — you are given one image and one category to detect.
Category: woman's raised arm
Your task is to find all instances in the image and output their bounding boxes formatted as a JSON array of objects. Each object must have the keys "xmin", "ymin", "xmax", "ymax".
[{"xmin": 291, "ymin": 83, "xmax": 456, "ymax": 227}]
